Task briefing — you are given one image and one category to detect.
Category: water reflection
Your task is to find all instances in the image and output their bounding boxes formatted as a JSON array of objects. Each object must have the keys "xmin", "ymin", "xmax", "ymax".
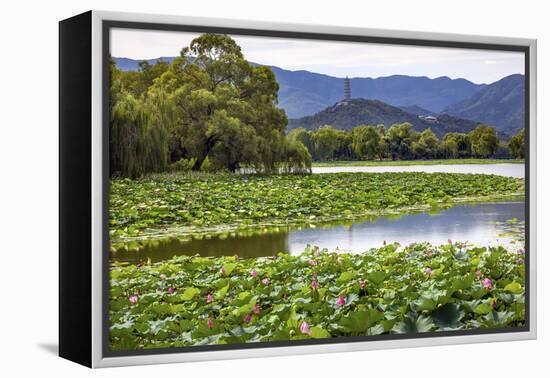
[
  {"xmin": 289, "ymin": 201, "xmax": 524, "ymax": 253},
  {"xmin": 111, "ymin": 201, "xmax": 525, "ymax": 265}
]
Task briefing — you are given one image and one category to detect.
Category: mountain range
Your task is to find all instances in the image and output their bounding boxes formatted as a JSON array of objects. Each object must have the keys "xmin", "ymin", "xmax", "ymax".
[
  {"xmin": 113, "ymin": 57, "xmax": 525, "ymax": 135},
  {"xmin": 443, "ymin": 74, "xmax": 525, "ymax": 135}
]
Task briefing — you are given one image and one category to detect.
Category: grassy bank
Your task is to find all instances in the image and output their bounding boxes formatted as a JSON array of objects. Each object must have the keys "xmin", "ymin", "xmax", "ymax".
[
  {"xmin": 312, "ymin": 159, "xmax": 525, "ymax": 167},
  {"xmin": 110, "ymin": 172, "xmax": 524, "ymax": 242},
  {"xmin": 109, "ymin": 242, "xmax": 525, "ymax": 350}
]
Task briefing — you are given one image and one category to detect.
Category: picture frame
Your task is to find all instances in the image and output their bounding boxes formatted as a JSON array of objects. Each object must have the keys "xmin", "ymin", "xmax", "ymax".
[{"xmin": 59, "ymin": 10, "xmax": 537, "ymax": 368}]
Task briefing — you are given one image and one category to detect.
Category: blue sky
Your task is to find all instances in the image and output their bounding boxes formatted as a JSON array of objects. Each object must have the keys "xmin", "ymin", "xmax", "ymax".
[{"xmin": 111, "ymin": 28, "xmax": 524, "ymax": 84}]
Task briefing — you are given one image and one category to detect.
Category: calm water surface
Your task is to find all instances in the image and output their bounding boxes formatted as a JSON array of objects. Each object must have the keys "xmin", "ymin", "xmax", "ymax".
[{"xmin": 112, "ymin": 201, "xmax": 524, "ymax": 264}]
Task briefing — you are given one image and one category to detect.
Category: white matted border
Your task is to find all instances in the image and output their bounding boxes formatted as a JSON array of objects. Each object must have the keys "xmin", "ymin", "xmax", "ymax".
[{"xmin": 90, "ymin": 10, "xmax": 537, "ymax": 368}]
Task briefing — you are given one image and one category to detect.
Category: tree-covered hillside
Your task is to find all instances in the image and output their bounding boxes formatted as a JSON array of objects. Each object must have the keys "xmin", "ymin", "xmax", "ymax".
[{"xmin": 287, "ymin": 99, "xmax": 480, "ymax": 138}]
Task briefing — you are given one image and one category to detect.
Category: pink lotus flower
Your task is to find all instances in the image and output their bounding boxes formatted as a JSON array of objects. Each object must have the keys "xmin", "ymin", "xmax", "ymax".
[
  {"xmin": 448, "ymin": 239, "xmax": 453, "ymax": 244},
  {"xmin": 482, "ymin": 278, "xmax": 493, "ymax": 289},
  {"xmin": 207, "ymin": 317, "xmax": 214, "ymax": 329},
  {"xmin": 220, "ymin": 266, "xmax": 226, "ymax": 274},
  {"xmin": 253, "ymin": 303, "xmax": 260, "ymax": 315},
  {"xmin": 129, "ymin": 295, "xmax": 139, "ymax": 304},
  {"xmin": 425, "ymin": 267, "xmax": 433, "ymax": 276},
  {"xmin": 300, "ymin": 321, "xmax": 310, "ymax": 335},
  {"xmin": 159, "ymin": 273, "xmax": 167, "ymax": 280},
  {"xmin": 311, "ymin": 280, "xmax": 319, "ymax": 289},
  {"xmin": 359, "ymin": 280, "xmax": 366, "ymax": 289},
  {"xmin": 308, "ymin": 259, "xmax": 317, "ymax": 266},
  {"xmin": 262, "ymin": 278, "xmax": 270, "ymax": 285},
  {"xmin": 518, "ymin": 248, "xmax": 525, "ymax": 255},
  {"xmin": 251, "ymin": 270, "xmax": 258, "ymax": 278},
  {"xmin": 207, "ymin": 293, "xmax": 213, "ymax": 303},
  {"xmin": 336, "ymin": 295, "xmax": 346, "ymax": 307},
  {"xmin": 244, "ymin": 313, "xmax": 252, "ymax": 323},
  {"xmin": 167, "ymin": 287, "xmax": 174, "ymax": 295}
]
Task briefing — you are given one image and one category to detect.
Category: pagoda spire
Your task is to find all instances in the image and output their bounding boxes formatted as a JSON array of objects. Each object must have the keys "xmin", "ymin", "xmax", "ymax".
[{"xmin": 343, "ymin": 76, "xmax": 351, "ymax": 104}]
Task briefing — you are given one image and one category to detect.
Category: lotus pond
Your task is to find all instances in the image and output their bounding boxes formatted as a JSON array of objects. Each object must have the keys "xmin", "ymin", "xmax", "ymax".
[
  {"xmin": 109, "ymin": 171, "xmax": 526, "ymax": 350},
  {"xmin": 109, "ymin": 172, "xmax": 524, "ymax": 243},
  {"xmin": 109, "ymin": 242, "xmax": 525, "ymax": 350}
]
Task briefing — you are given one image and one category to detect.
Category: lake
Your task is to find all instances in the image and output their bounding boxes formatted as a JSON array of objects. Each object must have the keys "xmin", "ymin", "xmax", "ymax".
[
  {"xmin": 111, "ymin": 200, "xmax": 525, "ymax": 264},
  {"xmin": 312, "ymin": 163, "xmax": 524, "ymax": 178}
]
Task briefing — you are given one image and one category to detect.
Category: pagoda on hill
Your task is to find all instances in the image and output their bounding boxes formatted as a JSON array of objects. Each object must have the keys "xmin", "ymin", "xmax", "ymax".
[{"xmin": 338, "ymin": 76, "xmax": 352, "ymax": 106}]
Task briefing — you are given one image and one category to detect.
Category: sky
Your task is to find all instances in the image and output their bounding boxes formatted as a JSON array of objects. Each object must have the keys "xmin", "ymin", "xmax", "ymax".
[{"xmin": 110, "ymin": 28, "xmax": 524, "ymax": 84}]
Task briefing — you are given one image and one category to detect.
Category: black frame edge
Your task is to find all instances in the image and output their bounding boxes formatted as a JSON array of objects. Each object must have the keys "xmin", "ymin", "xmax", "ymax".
[{"xmin": 59, "ymin": 10, "xmax": 93, "ymax": 368}]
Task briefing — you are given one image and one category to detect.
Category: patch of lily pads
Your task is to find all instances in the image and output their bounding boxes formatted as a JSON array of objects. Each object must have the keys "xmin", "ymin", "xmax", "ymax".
[{"xmin": 109, "ymin": 241, "xmax": 525, "ymax": 350}]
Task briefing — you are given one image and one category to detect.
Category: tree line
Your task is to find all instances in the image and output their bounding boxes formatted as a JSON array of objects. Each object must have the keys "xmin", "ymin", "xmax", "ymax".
[
  {"xmin": 288, "ymin": 124, "xmax": 525, "ymax": 162},
  {"xmin": 110, "ymin": 34, "xmax": 311, "ymax": 178}
]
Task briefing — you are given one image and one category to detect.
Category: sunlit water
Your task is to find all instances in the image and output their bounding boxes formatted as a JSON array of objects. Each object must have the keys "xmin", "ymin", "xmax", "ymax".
[
  {"xmin": 312, "ymin": 164, "xmax": 524, "ymax": 178},
  {"xmin": 111, "ymin": 201, "xmax": 525, "ymax": 264}
]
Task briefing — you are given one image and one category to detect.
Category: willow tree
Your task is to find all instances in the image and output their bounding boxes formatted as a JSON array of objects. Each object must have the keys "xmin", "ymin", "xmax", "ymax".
[
  {"xmin": 387, "ymin": 122, "xmax": 415, "ymax": 160},
  {"xmin": 351, "ymin": 125, "xmax": 381, "ymax": 160},
  {"xmin": 279, "ymin": 139, "xmax": 312, "ymax": 174},
  {"xmin": 508, "ymin": 128, "xmax": 525, "ymax": 159},
  {"xmin": 151, "ymin": 34, "xmax": 288, "ymax": 172},
  {"xmin": 469, "ymin": 125, "xmax": 498, "ymax": 157},
  {"xmin": 110, "ymin": 93, "xmax": 171, "ymax": 178}
]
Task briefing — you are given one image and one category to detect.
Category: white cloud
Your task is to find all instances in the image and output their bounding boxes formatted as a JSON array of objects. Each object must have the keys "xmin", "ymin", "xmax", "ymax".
[{"xmin": 110, "ymin": 28, "xmax": 524, "ymax": 84}]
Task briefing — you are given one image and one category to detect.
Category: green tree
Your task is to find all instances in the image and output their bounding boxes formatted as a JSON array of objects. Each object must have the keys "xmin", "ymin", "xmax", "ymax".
[
  {"xmin": 442, "ymin": 133, "xmax": 471, "ymax": 158},
  {"xmin": 469, "ymin": 125, "xmax": 498, "ymax": 157},
  {"xmin": 119, "ymin": 60, "xmax": 170, "ymax": 98},
  {"xmin": 412, "ymin": 128, "xmax": 439, "ymax": 159},
  {"xmin": 280, "ymin": 139, "xmax": 312, "ymax": 173},
  {"xmin": 313, "ymin": 126, "xmax": 342, "ymax": 160},
  {"xmin": 387, "ymin": 123, "xmax": 415, "ymax": 160},
  {"xmin": 351, "ymin": 125, "xmax": 381, "ymax": 160},
  {"xmin": 151, "ymin": 34, "xmax": 288, "ymax": 172},
  {"xmin": 441, "ymin": 138, "xmax": 459, "ymax": 158},
  {"xmin": 508, "ymin": 128, "xmax": 525, "ymax": 159},
  {"xmin": 110, "ymin": 93, "xmax": 170, "ymax": 178},
  {"xmin": 288, "ymin": 128, "xmax": 315, "ymax": 156}
]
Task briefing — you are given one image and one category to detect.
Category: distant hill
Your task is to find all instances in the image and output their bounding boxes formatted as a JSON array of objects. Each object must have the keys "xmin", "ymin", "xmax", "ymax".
[
  {"xmin": 443, "ymin": 74, "xmax": 525, "ymax": 135},
  {"xmin": 287, "ymin": 98, "xmax": 480, "ymax": 137},
  {"xmin": 113, "ymin": 57, "xmax": 485, "ymax": 118}
]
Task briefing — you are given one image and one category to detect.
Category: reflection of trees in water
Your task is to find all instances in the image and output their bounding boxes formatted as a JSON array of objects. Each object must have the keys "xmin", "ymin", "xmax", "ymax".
[{"xmin": 113, "ymin": 231, "xmax": 289, "ymax": 264}]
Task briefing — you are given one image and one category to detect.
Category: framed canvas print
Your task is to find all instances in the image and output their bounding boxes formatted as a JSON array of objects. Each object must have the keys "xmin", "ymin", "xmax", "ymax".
[{"xmin": 59, "ymin": 10, "xmax": 537, "ymax": 368}]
